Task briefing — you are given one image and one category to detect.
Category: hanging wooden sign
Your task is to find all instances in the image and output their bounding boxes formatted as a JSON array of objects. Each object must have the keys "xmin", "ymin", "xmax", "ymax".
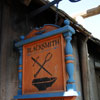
[
  {"xmin": 22, "ymin": 34, "xmax": 66, "ymax": 94},
  {"xmin": 14, "ymin": 20, "xmax": 79, "ymax": 100}
]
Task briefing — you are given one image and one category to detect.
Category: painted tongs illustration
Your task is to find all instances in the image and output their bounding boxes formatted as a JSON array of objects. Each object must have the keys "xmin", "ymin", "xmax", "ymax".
[{"xmin": 32, "ymin": 52, "xmax": 52, "ymax": 77}]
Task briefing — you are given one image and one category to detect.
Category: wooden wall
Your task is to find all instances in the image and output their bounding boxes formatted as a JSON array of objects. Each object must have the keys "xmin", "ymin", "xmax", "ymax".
[
  {"xmin": 87, "ymin": 39, "xmax": 100, "ymax": 100},
  {"xmin": 0, "ymin": 1, "xmax": 83, "ymax": 100},
  {"xmin": 0, "ymin": 1, "xmax": 18, "ymax": 100}
]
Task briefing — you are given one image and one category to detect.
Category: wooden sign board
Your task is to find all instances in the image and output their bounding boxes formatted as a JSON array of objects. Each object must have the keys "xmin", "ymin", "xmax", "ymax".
[
  {"xmin": 19, "ymin": 97, "xmax": 76, "ymax": 100},
  {"xmin": 22, "ymin": 34, "xmax": 66, "ymax": 94}
]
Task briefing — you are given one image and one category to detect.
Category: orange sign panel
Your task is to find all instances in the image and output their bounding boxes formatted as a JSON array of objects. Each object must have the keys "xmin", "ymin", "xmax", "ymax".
[{"xmin": 22, "ymin": 34, "xmax": 66, "ymax": 94}]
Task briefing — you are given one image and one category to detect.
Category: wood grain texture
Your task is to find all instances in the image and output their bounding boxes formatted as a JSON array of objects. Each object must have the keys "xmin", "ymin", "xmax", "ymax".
[
  {"xmin": 96, "ymin": 70, "xmax": 100, "ymax": 99},
  {"xmin": 25, "ymin": 25, "xmax": 58, "ymax": 39},
  {"xmin": 0, "ymin": 0, "xmax": 3, "ymax": 99},
  {"xmin": 88, "ymin": 54, "xmax": 99, "ymax": 100},
  {"xmin": 22, "ymin": 34, "xmax": 66, "ymax": 94},
  {"xmin": 72, "ymin": 36, "xmax": 83, "ymax": 100},
  {"xmin": 0, "ymin": 1, "xmax": 22, "ymax": 100},
  {"xmin": 77, "ymin": 36, "xmax": 90, "ymax": 100},
  {"xmin": 0, "ymin": 3, "xmax": 10, "ymax": 100},
  {"xmin": 72, "ymin": 5, "xmax": 100, "ymax": 18}
]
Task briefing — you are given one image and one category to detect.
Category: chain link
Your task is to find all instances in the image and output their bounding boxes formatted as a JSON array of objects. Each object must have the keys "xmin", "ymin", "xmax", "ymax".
[{"xmin": 55, "ymin": 2, "xmax": 59, "ymax": 25}]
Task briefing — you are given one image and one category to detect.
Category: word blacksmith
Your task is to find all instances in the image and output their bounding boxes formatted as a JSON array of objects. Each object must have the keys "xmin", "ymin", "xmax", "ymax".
[{"xmin": 27, "ymin": 38, "xmax": 60, "ymax": 53}]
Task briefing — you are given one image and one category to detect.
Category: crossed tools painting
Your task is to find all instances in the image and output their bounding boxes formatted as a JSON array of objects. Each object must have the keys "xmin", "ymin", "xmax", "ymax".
[{"xmin": 31, "ymin": 52, "xmax": 57, "ymax": 91}]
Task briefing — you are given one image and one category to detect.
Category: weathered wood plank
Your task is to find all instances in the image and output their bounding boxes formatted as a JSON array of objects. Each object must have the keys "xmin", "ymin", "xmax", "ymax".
[
  {"xmin": 96, "ymin": 70, "xmax": 100, "ymax": 99},
  {"xmin": 78, "ymin": 36, "xmax": 90, "ymax": 100},
  {"xmin": 0, "ymin": 2, "xmax": 9, "ymax": 100},
  {"xmin": 78, "ymin": 36, "xmax": 99, "ymax": 100},
  {"xmin": 0, "ymin": 2, "xmax": 18, "ymax": 100},
  {"xmin": 72, "ymin": 5, "xmax": 100, "ymax": 19},
  {"xmin": 0, "ymin": 0, "xmax": 3, "ymax": 99},
  {"xmin": 95, "ymin": 62, "xmax": 100, "ymax": 69},
  {"xmin": 72, "ymin": 36, "xmax": 83, "ymax": 100},
  {"xmin": 88, "ymin": 54, "xmax": 99, "ymax": 100}
]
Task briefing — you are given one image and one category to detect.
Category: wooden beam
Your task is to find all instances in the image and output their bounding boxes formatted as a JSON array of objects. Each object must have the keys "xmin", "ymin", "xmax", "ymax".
[
  {"xmin": 78, "ymin": 35, "xmax": 90, "ymax": 100},
  {"xmin": 72, "ymin": 5, "xmax": 100, "ymax": 19},
  {"xmin": 29, "ymin": 0, "xmax": 62, "ymax": 18},
  {"xmin": 20, "ymin": 0, "xmax": 31, "ymax": 6}
]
